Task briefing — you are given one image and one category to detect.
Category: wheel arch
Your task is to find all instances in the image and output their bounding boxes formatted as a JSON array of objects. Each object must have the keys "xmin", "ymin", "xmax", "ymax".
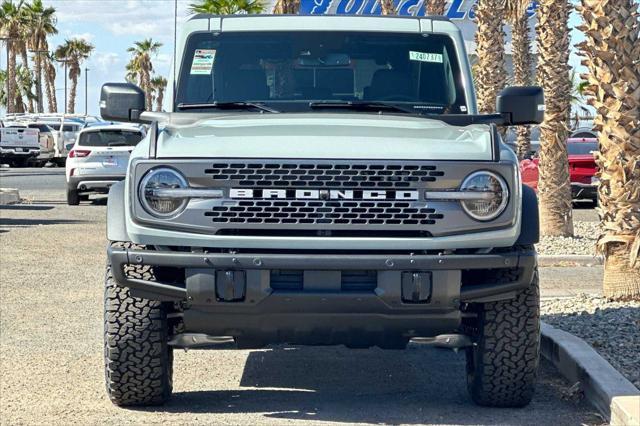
[
  {"xmin": 515, "ymin": 184, "xmax": 540, "ymax": 246},
  {"xmin": 107, "ymin": 181, "xmax": 130, "ymax": 242}
]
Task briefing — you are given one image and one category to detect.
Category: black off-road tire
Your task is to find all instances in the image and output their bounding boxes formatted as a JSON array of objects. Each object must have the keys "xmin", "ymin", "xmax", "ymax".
[
  {"xmin": 104, "ymin": 242, "xmax": 173, "ymax": 406},
  {"xmin": 466, "ymin": 265, "xmax": 540, "ymax": 407},
  {"xmin": 67, "ymin": 187, "xmax": 80, "ymax": 205}
]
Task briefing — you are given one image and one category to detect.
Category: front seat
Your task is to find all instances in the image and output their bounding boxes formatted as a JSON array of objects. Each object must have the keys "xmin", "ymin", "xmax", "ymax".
[
  {"xmin": 221, "ymin": 69, "xmax": 269, "ymax": 101},
  {"xmin": 363, "ymin": 70, "xmax": 413, "ymax": 101}
]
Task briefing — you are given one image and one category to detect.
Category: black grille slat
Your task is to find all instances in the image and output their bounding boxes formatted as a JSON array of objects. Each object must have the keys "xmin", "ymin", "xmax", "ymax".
[
  {"xmin": 270, "ymin": 270, "xmax": 377, "ymax": 292},
  {"xmin": 204, "ymin": 162, "xmax": 443, "ymax": 188},
  {"xmin": 204, "ymin": 200, "xmax": 444, "ymax": 226}
]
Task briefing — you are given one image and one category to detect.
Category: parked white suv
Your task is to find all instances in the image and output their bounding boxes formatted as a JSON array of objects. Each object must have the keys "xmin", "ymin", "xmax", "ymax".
[{"xmin": 65, "ymin": 124, "xmax": 145, "ymax": 205}]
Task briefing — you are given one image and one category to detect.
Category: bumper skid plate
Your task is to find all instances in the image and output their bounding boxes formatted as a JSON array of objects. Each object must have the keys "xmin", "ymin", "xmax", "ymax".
[{"xmin": 109, "ymin": 246, "xmax": 536, "ymax": 345}]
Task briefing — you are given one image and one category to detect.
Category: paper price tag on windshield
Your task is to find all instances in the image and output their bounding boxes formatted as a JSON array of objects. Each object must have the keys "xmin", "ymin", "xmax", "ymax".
[
  {"xmin": 190, "ymin": 49, "xmax": 216, "ymax": 75},
  {"xmin": 409, "ymin": 51, "xmax": 443, "ymax": 64}
]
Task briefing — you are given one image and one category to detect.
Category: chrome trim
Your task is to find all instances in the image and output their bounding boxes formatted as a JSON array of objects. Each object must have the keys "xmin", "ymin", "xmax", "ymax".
[
  {"xmin": 147, "ymin": 188, "xmax": 224, "ymax": 199},
  {"xmin": 459, "ymin": 171, "xmax": 509, "ymax": 221},
  {"xmin": 424, "ymin": 191, "xmax": 496, "ymax": 201},
  {"xmin": 77, "ymin": 180, "xmax": 119, "ymax": 189}
]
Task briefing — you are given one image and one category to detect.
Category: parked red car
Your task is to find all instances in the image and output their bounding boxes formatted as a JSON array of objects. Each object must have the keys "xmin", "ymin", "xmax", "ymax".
[{"xmin": 520, "ymin": 138, "xmax": 598, "ymax": 204}]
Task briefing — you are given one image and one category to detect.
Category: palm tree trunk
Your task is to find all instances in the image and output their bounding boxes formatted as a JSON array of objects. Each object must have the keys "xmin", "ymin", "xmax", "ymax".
[
  {"xmin": 68, "ymin": 70, "xmax": 78, "ymax": 114},
  {"xmin": 34, "ymin": 40, "xmax": 44, "ymax": 113},
  {"xmin": 19, "ymin": 43, "xmax": 35, "ymax": 114},
  {"xmin": 425, "ymin": 0, "xmax": 447, "ymax": 15},
  {"xmin": 273, "ymin": 0, "xmax": 300, "ymax": 14},
  {"xmin": 577, "ymin": 0, "xmax": 640, "ymax": 300},
  {"xmin": 473, "ymin": 0, "xmax": 507, "ymax": 114},
  {"xmin": 143, "ymin": 71, "xmax": 152, "ymax": 111},
  {"xmin": 156, "ymin": 91, "xmax": 164, "ymax": 112},
  {"xmin": 535, "ymin": 0, "xmax": 574, "ymax": 237},
  {"xmin": 6, "ymin": 42, "xmax": 16, "ymax": 114},
  {"xmin": 380, "ymin": 0, "xmax": 395, "ymax": 15},
  {"xmin": 511, "ymin": 12, "xmax": 533, "ymax": 161},
  {"xmin": 45, "ymin": 60, "xmax": 57, "ymax": 113}
]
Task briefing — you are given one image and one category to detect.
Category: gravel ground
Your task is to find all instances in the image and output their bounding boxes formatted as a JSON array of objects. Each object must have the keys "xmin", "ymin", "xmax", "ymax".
[
  {"xmin": 0, "ymin": 195, "xmax": 603, "ymax": 425},
  {"xmin": 542, "ymin": 295, "xmax": 640, "ymax": 390},
  {"xmin": 537, "ymin": 221, "xmax": 599, "ymax": 256}
]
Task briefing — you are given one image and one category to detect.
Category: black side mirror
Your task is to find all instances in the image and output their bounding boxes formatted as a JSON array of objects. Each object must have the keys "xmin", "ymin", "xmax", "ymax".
[
  {"xmin": 100, "ymin": 83, "xmax": 146, "ymax": 123},
  {"xmin": 497, "ymin": 86, "xmax": 544, "ymax": 126}
]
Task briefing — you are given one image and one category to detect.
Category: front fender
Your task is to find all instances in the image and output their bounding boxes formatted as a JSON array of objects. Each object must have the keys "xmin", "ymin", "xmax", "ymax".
[
  {"xmin": 106, "ymin": 181, "xmax": 129, "ymax": 242},
  {"xmin": 515, "ymin": 185, "xmax": 539, "ymax": 246}
]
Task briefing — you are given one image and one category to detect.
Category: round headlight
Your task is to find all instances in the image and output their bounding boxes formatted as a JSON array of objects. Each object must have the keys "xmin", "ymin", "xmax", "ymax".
[
  {"xmin": 459, "ymin": 171, "xmax": 509, "ymax": 221},
  {"xmin": 139, "ymin": 167, "xmax": 189, "ymax": 218}
]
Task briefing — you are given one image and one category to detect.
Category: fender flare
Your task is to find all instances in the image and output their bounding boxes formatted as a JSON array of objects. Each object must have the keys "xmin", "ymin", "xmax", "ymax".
[
  {"xmin": 106, "ymin": 181, "xmax": 129, "ymax": 242},
  {"xmin": 516, "ymin": 185, "xmax": 540, "ymax": 246}
]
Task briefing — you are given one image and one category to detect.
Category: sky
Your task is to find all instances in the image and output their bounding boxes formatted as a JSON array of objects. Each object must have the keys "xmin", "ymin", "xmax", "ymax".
[{"xmin": 0, "ymin": 0, "xmax": 587, "ymax": 117}]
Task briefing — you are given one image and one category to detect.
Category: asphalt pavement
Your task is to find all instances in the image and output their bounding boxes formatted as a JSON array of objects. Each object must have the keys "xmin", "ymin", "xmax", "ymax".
[{"xmin": 0, "ymin": 167, "xmax": 604, "ymax": 425}]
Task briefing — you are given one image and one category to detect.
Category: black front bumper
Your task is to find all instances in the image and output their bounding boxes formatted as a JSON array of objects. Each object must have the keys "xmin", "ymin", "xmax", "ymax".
[{"xmin": 109, "ymin": 246, "xmax": 536, "ymax": 345}]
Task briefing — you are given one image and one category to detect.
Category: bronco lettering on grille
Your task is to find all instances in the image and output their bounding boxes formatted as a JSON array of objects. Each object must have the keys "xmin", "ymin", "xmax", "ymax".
[{"xmin": 229, "ymin": 189, "xmax": 419, "ymax": 201}]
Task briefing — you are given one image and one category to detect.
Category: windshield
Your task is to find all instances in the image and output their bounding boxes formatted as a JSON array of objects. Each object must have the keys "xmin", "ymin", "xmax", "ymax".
[
  {"xmin": 47, "ymin": 123, "xmax": 78, "ymax": 132},
  {"xmin": 568, "ymin": 143, "xmax": 597, "ymax": 156},
  {"xmin": 78, "ymin": 130, "xmax": 143, "ymax": 147},
  {"xmin": 176, "ymin": 31, "xmax": 467, "ymax": 114},
  {"xmin": 28, "ymin": 124, "xmax": 52, "ymax": 133}
]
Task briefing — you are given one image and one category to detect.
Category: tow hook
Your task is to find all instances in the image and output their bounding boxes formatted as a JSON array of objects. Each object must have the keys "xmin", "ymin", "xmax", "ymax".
[{"xmin": 411, "ymin": 334, "xmax": 474, "ymax": 351}]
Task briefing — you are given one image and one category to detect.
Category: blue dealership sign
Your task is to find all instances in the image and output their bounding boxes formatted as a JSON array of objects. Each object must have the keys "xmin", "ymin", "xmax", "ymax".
[{"xmin": 300, "ymin": 0, "xmax": 537, "ymax": 19}]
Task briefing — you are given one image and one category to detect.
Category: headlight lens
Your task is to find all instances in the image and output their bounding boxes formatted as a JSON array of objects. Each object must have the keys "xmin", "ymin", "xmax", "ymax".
[
  {"xmin": 139, "ymin": 167, "xmax": 189, "ymax": 218},
  {"xmin": 459, "ymin": 171, "xmax": 509, "ymax": 221}
]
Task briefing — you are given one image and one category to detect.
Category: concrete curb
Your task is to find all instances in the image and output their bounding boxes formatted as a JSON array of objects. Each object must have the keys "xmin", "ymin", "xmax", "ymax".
[
  {"xmin": 538, "ymin": 255, "xmax": 603, "ymax": 267},
  {"xmin": 540, "ymin": 322, "xmax": 640, "ymax": 425},
  {"xmin": 0, "ymin": 188, "xmax": 20, "ymax": 205}
]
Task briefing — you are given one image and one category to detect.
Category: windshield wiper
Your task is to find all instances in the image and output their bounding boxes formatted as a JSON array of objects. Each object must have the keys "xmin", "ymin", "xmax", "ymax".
[
  {"xmin": 308, "ymin": 101, "xmax": 419, "ymax": 115},
  {"xmin": 176, "ymin": 102, "xmax": 279, "ymax": 113}
]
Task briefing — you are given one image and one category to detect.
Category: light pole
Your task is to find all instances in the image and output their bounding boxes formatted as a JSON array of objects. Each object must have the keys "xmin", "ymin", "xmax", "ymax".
[
  {"xmin": 84, "ymin": 67, "xmax": 90, "ymax": 116},
  {"xmin": 29, "ymin": 49, "xmax": 49, "ymax": 114},
  {"xmin": 56, "ymin": 58, "xmax": 71, "ymax": 114}
]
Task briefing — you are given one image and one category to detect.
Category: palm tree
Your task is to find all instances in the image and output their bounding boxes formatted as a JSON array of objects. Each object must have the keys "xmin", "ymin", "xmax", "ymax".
[
  {"xmin": 473, "ymin": 0, "xmax": 506, "ymax": 114},
  {"xmin": 55, "ymin": 38, "xmax": 94, "ymax": 114},
  {"xmin": 0, "ymin": 0, "xmax": 27, "ymax": 114},
  {"xmin": 125, "ymin": 59, "xmax": 142, "ymax": 85},
  {"xmin": 273, "ymin": 0, "xmax": 299, "ymax": 14},
  {"xmin": 189, "ymin": 0, "xmax": 264, "ymax": 14},
  {"xmin": 26, "ymin": 0, "xmax": 57, "ymax": 113},
  {"xmin": 535, "ymin": 0, "xmax": 574, "ymax": 237},
  {"xmin": 127, "ymin": 38, "xmax": 162, "ymax": 110},
  {"xmin": 577, "ymin": 0, "xmax": 640, "ymax": 299},
  {"xmin": 13, "ymin": 63, "xmax": 35, "ymax": 112},
  {"xmin": 150, "ymin": 75, "xmax": 167, "ymax": 112},
  {"xmin": 504, "ymin": 0, "xmax": 533, "ymax": 161},
  {"xmin": 424, "ymin": 0, "xmax": 447, "ymax": 15},
  {"xmin": 43, "ymin": 50, "xmax": 57, "ymax": 112}
]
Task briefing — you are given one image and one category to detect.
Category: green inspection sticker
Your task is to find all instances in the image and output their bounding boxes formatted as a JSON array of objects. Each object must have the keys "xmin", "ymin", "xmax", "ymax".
[
  {"xmin": 190, "ymin": 49, "xmax": 216, "ymax": 75},
  {"xmin": 409, "ymin": 51, "xmax": 444, "ymax": 63}
]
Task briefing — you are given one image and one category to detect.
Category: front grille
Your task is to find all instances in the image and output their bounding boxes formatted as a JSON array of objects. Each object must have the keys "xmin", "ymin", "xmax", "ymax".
[
  {"xmin": 204, "ymin": 200, "xmax": 444, "ymax": 226},
  {"xmin": 270, "ymin": 270, "xmax": 377, "ymax": 292},
  {"xmin": 204, "ymin": 162, "xmax": 445, "ymax": 188}
]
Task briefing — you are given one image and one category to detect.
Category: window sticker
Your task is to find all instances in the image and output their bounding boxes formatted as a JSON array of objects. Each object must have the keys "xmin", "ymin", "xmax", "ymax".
[
  {"xmin": 409, "ymin": 51, "xmax": 444, "ymax": 64},
  {"xmin": 190, "ymin": 49, "xmax": 216, "ymax": 75}
]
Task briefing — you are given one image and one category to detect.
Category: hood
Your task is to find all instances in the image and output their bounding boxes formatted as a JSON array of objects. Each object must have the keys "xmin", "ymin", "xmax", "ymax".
[{"xmin": 154, "ymin": 113, "xmax": 494, "ymax": 161}]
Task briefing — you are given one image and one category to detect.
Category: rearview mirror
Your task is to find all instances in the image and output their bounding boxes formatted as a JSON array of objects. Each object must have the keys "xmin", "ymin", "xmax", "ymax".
[
  {"xmin": 497, "ymin": 86, "xmax": 544, "ymax": 126},
  {"xmin": 100, "ymin": 83, "xmax": 146, "ymax": 123}
]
